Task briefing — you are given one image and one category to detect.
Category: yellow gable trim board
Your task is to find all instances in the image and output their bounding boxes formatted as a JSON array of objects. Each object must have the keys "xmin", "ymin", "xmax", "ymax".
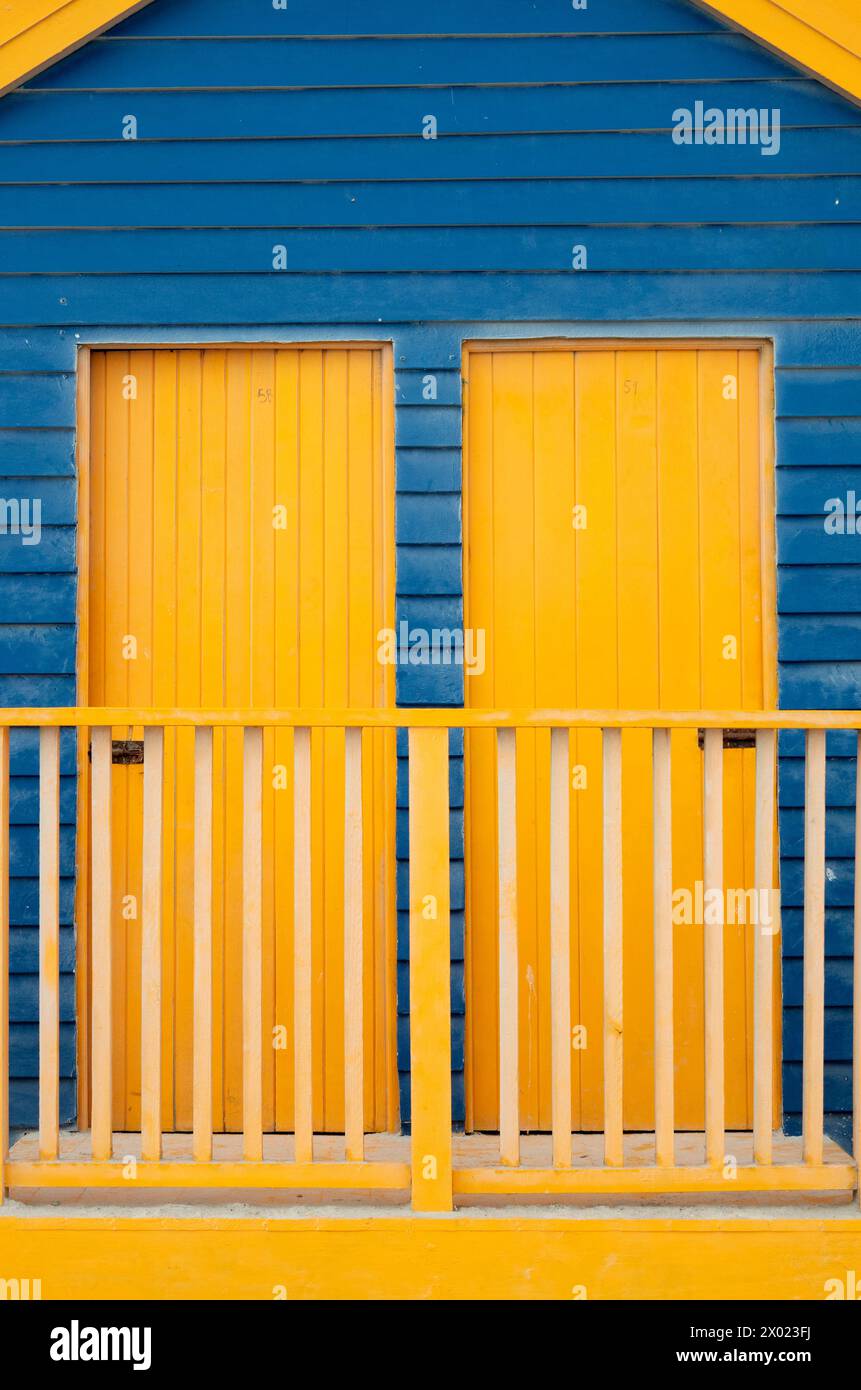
[
  {"xmin": 0, "ymin": 0, "xmax": 154, "ymax": 98},
  {"xmin": 0, "ymin": 0, "xmax": 859, "ymax": 103},
  {"xmin": 694, "ymin": 0, "xmax": 861, "ymax": 105}
]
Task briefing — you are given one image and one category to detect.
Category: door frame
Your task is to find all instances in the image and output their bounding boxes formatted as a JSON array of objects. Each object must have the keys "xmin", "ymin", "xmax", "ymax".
[
  {"xmin": 73, "ymin": 340, "xmax": 398, "ymax": 1130},
  {"xmin": 460, "ymin": 335, "xmax": 779, "ymax": 1133}
]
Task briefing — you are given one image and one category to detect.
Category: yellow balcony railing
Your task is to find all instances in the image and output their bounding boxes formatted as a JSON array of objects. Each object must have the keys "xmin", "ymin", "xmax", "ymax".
[{"xmin": 0, "ymin": 708, "xmax": 858, "ymax": 1210}]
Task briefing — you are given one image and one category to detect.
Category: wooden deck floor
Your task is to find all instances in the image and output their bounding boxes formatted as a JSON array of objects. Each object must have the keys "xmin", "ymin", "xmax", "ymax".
[{"xmin": 6, "ymin": 1128, "xmax": 854, "ymax": 1209}]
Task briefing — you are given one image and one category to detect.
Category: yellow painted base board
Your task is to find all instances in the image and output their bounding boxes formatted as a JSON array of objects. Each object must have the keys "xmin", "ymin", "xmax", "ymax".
[{"xmin": 3, "ymin": 1215, "xmax": 861, "ymax": 1299}]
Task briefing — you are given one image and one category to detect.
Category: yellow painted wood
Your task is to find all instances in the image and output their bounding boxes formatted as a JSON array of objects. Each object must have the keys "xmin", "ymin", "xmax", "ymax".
[
  {"xmin": 497, "ymin": 728, "xmax": 519, "ymax": 1166},
  {"xmin": 89, "ymin": 728, "xmax": 113, "ymax": 1161},
  {"xmin": 0, "ymin": 728, "xmax": 8, "ymax": 1200},
  {"xmin": 452, "ymin": 1164, "xmax": 856, "ymax": 1196},
  {"xmin": 652, "ymin": 729, "xmax": 674, "ymax": 1167},
  {"xmin": 856, "ymin": 734, "xmax": 861, "ymax": 1207},
  {"xmin": 0, "ymin": 707, "xmax": 855, "ymax": 730},
  {"xmin": 703, "ymin": 729, "xmax": 725, "ymax": 1169},
  {"xmin": 4, "ymin": 1161, "xmax": 409, "ymax": 1190},
  {"xmin": 243, "ymin": 729, "xmax": 264, "ymax": 1162},
  {"xmin": 292, "ymin": 728, "xmax": 313, "ymax": 1164},
  {"xmin": 696, "ymin": 0, "xmax": 861, "ymax": 107},
  {"xmin": 5, "ymin": 1213, "xmax": 861, "ymax": 1302},
  {"xmin": 192, "ymin": 728, "xmax": 213, "ymax": 1163},
  {"xmin": 550, "ymin": 728, "xmax": 572, "ymax": 1168},
  {"xmin": 754, "ymin": 730, "xmax": 776, "ymax": 1165},
  {"xmin": 86, "ymin": 348, "xmax": 396, "ymax": 1135},
  {"xmin": 140, "ymin": 725, "xmax": 163, "ymax": 1163},
  {"xmin": 343, "ymin": 727, "xmax": 364, "ymax": 1161},
  {"xmin": 408, "ymin": 728, "xmax": 453, "ymax": 1212},
  {"xmin": 38, "ymin": 726, "xmax": 60, "ymax": 1161},
  {"xmin": 602, "ymin": 729, "xmax": 624, "ymax": 1166},
  {"xmin": 463, "ymin": 344, "xmax": 775, "ymax": 1134},
  {"xmin": 0, "ymin": 1, "xmax": 154, "ymax": 98},
  {"xmin": 73, "ymin": 350, "xmax": 92, "ymax": 1129},
  {"xmin": 803, "ymin": 729, "xmax": 826, "ymax": 1166}
]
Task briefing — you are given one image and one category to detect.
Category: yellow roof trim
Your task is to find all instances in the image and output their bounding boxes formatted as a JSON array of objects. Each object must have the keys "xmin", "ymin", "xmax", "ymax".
[
  {"xmin": 695, "ymin": 0, "xmax": 861, "ymax": 106},
  {"xmin": 0, "ymin": 1, "xmax": 154, "ymax": 98},
  {"xmin": 0, "ymin": 0, "xmax": 858, "ymax": 106}
]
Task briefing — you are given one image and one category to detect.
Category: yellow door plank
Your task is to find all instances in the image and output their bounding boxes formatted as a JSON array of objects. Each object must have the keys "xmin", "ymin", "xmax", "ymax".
[
  {"xmin": 464, "ymin": 343, "xmax": 773, "ymax": 1136},
  {"xmin": 86, "ymin": 348, "xmax": 396, "ymax": 1137}
]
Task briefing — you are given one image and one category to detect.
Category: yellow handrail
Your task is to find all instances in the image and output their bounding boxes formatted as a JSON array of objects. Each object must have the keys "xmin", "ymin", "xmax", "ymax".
[{"xmin": 0, "ymin": 707, "xmax": 858, "ymax": 730}]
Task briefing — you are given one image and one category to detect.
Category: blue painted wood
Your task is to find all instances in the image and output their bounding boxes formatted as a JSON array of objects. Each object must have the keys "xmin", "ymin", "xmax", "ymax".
[
  {"xmin": 1, "ymin": 274, "xmax": 859, "ymax": 326},
  {"xmin": 113, "ymin": 0, "xmax": 724, "ymax": 39},
  {"xmin": 3, "ymin": 178, "xmax": 857, "ymax": 230},
  {"xmin": 0, "ymin": 574, "xmax": 76, "ymax": 622},
  {"xmin": 777, "ymin": 467, "xmax": 861, "ymax": 516},
  {"xmin": 783, "ymin": 1007, "xmax": 852, "ymax": 1062},
  {"xmin": 10, "ymin": 926, "xmax": 75, "ymax": 972},
  {"xmin": 10, "ymin": 973, "xmax": 75, "ymax": 1023},
  {"xmin": 397, "ymin": 494, "xmax": 461, "ymax": 544},
  {"xmin": 29, "ymin": 35, "xmax": 792, "ymax": 90},
  {"xmin": 779, "ymin": 756, "xmax": 857, "ymax": 806},
  {"xmin": 10, "ymin": 1079, "xmax": 76, "ymax": 1128},
  {"xmin": 781, "ymin": 615, "xmax": 861, "ymax": 662},
  {"xmin": 4, "ymin": 226, "xmax": 861, "ymax": 274},
  {"xmin": 396, "ymin": 545, "xmax": 462, "ymax": 596},
  {"xmin": 782, "ymin": 908, "xmax": 855, "ymax": 957},
  {"xmin": 3, "ymin": 79, "xmax": 852, "ymax": 141},
  {"xmin": 9, "ymin": 877, "xmax": 75, "ymax": 927},
  {"xmin": 8, "ymin": 132, "xmax": 859, "ymax": 184},
  {"xmin": 783, "ymin": 1063, "xmax": 852, "ymax": 1114},
  {"xmin": 397, "ymin": 449, "xmax": 461, "ymax": 493},
  {"xmin": 779, "ymin": 565, "xmax": 861, "ymax": 614},
  {"xmin": 0, "ymin": 528, "xmax": 76, "ymax": 573},
  {"xmin": 776, "ymin": 368, "xmax": 861, "ymax": 417},
  {"xmin": 778, "ymin": 418, "xmax": 861, "ymax": 466},
  {"xmin": 10, "ymin": 1022, "xmax": 76, "ymax": 1076},
  {"xmin": 0, "ymin": 377, "xmax": 75, "ymax": 428},
  {"xmin": 780, "ymin": 858, "xmax": 855, "ymax": 910},
  {"xmin": 0, "ymin": 430, "xmax": 75, "ymax": 476}
]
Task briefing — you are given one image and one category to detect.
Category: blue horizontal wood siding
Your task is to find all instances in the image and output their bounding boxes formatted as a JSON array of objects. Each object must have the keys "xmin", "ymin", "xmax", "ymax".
[{"xmin": 0, "ymin": 0, "xmax": 858, "ymax": 1142}]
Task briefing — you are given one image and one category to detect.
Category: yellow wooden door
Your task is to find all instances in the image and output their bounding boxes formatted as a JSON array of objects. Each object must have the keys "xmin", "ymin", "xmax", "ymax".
[
  {"xmin": 464, "ymin": 343, "xmax": 774, "ymax": 1134},
  {"xmin": 87, "ymin": 346, "xmax": 397, "ymax": 1135}
]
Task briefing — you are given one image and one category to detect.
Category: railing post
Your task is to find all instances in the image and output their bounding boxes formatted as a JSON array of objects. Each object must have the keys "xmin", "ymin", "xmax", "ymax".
[
  {"xmin": 140, "ymin": 725, "xmax": 164, "ymax": 1162},
  {"xmin": 408, "ymin": 727, "xmax": 453, "ymax": 1212},
  {"xmin": 0, "ymin": 728, "xmax": 8, "ymax": 1201},
  {"xmin": 90, "ymin": 727, "xmax": 113, "ymax": 1161},
  {"xmin": 855, "ymin": 732, "xmax": 861, "ymax": 1205},
  {"xmin": 803, "ymin": 728, "xmax": 826, "ymax": 1166},
  {"xmin": 39, "ymin": 726, "xmax": 60, "ymax": 1160}
]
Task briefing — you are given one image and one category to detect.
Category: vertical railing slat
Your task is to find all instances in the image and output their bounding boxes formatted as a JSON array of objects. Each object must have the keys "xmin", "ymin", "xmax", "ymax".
[
  {"xmin": 343, "ymin": 726, "xmax": 364, "ymax": 1161},
  {"xmin": 39, "ymin": 726, "xmax": 60, "ymax": 1160},
  {"xmin": 703, "ymin": 728, "xmax": 725, "ymax": 1170},
  {"xmin": 408, "ymin": 727, "xmax": 453, "ymax": 1211},
  {"xmin": 0, "ymin": 728, "xmax": 9, "ymax": 1200},
  {"xmin": 549, "ymin": 727, "xmax": 571, "ymax": 1168},
  {"xmin": 497, "ymin": 727, "xmax": 519, "ymax": 1167},
  {"xmin": 242, "ymin": 727, "xmax": 264, "ymax": 1162},
  {"xmin": 293, "ymin": 727, "xmax": 313, "ymax": 1164},
  {"xmin": 90, "ymin": 728, "xmax": 113, "ymax": 1161},
  {"xmin": 140, "ymin": 725, "xmax": 164, "ymax": 1162},
  {"xmin": 855, "ymin": 733, "xmax": 861, "ymax": 1206},
  {"xmin": 803, "ymin": 727, "xmax": 826, "ymax": 1166},
  {"xmin": 602, "ymin": 728, "xmax": 624, "ymax": 1167},
  {"xmin": 753, "ymin": 729, "xmax": 777, "ymax": 1165},
  {"xmin": 653, "ymin": 728, "xmax": 674, "ymax": 1167},
  {"xmin": 193, "ymin": 726, "xmax": 213, "ymax": 1163}
]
